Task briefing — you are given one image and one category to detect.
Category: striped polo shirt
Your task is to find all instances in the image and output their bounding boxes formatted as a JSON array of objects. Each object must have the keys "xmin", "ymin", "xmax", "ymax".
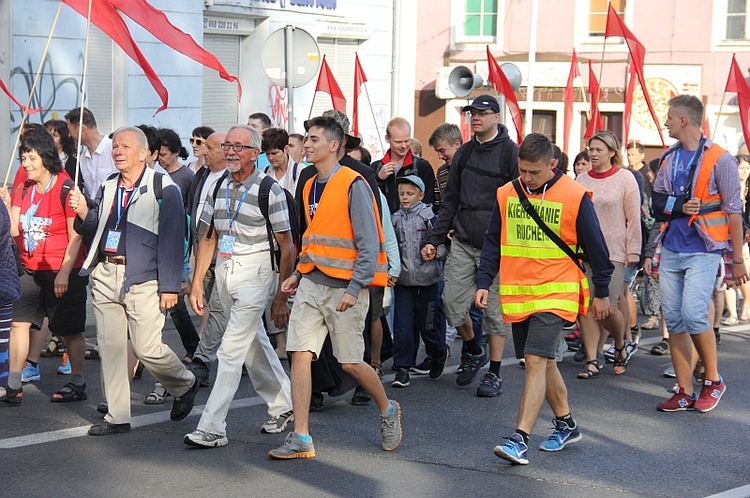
[{"xmin": 200, "ymin": 167, "xmax": 290, "ymax": 256}]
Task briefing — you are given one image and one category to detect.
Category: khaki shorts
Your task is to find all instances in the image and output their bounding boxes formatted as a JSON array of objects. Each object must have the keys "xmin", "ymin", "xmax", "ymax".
[
  {"xmin": 286, "ymin": 278, "xmax": 369, "ymax": 364},
  {"xmin": 443, "ymin": 238, "xmax": 510, "ymax": 336},
  {"xmin": 584, "ymin": 260, "xmax": 625, "ymax": 306}
]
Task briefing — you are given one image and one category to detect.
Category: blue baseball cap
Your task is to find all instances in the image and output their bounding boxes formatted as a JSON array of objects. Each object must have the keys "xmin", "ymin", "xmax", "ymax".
[{"xmin": 396, "ymin": 175, "xmax": 425, "ymax": 192}]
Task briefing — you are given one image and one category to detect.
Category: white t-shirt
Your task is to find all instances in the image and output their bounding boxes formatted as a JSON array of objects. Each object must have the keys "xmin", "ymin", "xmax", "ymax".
[
  {"xmin": 266, "ymin": 155, "xmax": 305, "ymax": 194},
  {"xmin": 197, "ymin": 169, "xmax": 227, "ymax": 230},
  {"xmin": 81, "ymin": 135, "xmax": 117, "ymax": 196}
]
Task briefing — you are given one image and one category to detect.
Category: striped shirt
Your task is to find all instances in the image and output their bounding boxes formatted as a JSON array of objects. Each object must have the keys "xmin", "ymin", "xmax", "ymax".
[{"xmin": 200, "ymin": 167, "xmax": 290, "ymax": 256}]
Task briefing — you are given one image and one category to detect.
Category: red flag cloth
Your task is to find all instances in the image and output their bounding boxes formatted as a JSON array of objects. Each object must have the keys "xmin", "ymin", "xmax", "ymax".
[
  {"xmin": 584, "ymin": 60, "xmax": 604, "ymax": 141},
  {"xmin": 486, "ymin": 46, "xmax": 522, "ymax": 144},
  {"xmin": 725, "ymin": 54, "xmax": 750, "ymax": 151},
  {"xmin": 0, "ymin": 78, "xmax": 42, "ymax": 115},
  {"xmin": 352, "ymin": 53, "xmax": 368, "ymax": 138},
  {"xmin": 604, "ymin": 3, "xmax": 665, "ymax": 146},
  {"xmin": 315, "ymin": 55, "xmax": 346, "ymax": 113},
  {"xmin": 623, "ymin": 63, "xmax": 637, "ymax": 147},
  {"xmin": 563, "ymin": 50, "xmax": 580, "ymax": 154},
  {"xmin": 62, "ymin": 0, "xmax": 169, "ymax": 114},
  {"xmin": 109, "ymin": 0, "xmax": 241, "ymax": 101}
]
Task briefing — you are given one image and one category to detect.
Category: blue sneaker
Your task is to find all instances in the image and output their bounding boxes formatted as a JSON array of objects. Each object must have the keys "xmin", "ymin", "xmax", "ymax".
[
  {"xmin": 57, "ymin": 353, "xmax": 71, "ymax": 375},
  {"xmin": 493, "ymin": 433, "xmax": 529, "ymax": 465},
  {"xmin": 539, "ymin": 418, "xmax": 582, "ymax": 452},
  {"xmin": 22, "ymin": 362, "xmax": 41, "ymax": 383}
]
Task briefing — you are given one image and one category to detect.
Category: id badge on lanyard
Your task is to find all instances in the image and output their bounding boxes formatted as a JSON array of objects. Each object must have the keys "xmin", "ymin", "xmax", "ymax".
[{"xmin": 221, "ymin": 184, "xmax": 250, "ymax": 258}]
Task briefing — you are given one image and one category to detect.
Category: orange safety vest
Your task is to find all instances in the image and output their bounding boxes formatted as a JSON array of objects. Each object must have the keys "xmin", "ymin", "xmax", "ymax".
[
  {"xmin": 497, "ymin": 175, "xmax": 590, "ymax": 323},
  {"xmin": 298, "ymin": 167, "xmax": 388, "ymax": 287},
  {"xmin": 661, "ymin": 144, "xmax": 729, "ymax": 244}
]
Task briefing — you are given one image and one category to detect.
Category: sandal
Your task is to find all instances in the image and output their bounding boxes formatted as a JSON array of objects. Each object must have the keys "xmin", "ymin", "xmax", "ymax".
[
  {"xmin": 642, "ymin": 316, "xmax": 660, "ymax": 330},
  {"xmin": 85, "ymin": 347, "xmax": 100, "ymax": 360},
  {"xmin": 371, "ymin": 363, "xmax": 383, "ymax": 378},
  {"xmin": 41, "ymin": 336, "xmax": 65, "ymax": 357},
  {"xmin": 613, "ymin": 345, "xmax": 628, "ymax": 375},
  {"xmin": 577, "ymin": 360, "xmax": 601, "ymax": 379},
  {"xmin": 721, "ymin": 315, "xmax": 738, "ymax": 326},
  {"xmin": 741, "ymin": 309, "xmax": 750, "ymax": 322},
  {"xmin": 144, "ymin": 383, "xmax": 170, "ymax": 405},
  {"xmin": 693, "ymin": 360, "xmax": 705, "ymax": 385},
  {"xmin": 51, "ymin": 382, "xmax": 87, "ymax": 402}
]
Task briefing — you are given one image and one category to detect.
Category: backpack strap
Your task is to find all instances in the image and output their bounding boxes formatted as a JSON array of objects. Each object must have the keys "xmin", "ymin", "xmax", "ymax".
[
  {"xmin": 292, "ymin": 162, "xmax": 298, "ymax": 182},
  {"xmin": 259, "ymin": 175, "xmax": 278, "ymax": 271},
  {"xmin": 153, "ymin": 171, "xmax": 164, "ymax": 202},
  {"xmin": 512, "ymin": 180, "xmax": 584, "ymax": 271},
  {"xmin": 205, "ymin": 171, "xmax": 230, "ymax": 240},
  {"xmin": 59, "ymin": 179, "xmax": 75, "ymax": 210}
]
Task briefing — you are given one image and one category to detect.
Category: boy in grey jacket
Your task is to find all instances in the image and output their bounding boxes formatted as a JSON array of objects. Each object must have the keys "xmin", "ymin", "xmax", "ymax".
[{"xmin": 391, "ymin": 176, "xmax": 448, "ymax": 388}]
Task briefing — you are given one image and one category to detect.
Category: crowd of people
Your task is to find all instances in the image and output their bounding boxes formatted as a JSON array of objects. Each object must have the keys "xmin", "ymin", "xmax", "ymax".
[{"xmin": 0, "ymin": 93, "xmax": 745, "ymax": 466}]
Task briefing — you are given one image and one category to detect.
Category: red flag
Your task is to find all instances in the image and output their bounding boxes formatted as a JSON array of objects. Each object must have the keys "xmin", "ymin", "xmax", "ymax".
[
  {"xmin": 623, "ymin": 63, "xmax": 637, "ymax": 147},
  {"xmin": 315, "ymin": 55, "xmax": 346, "ymax": 113},
  {"xmin": 725, "ymin": 54, "xmax": 750, "ymax": 151},
  {"xmin": 486, "ymin": 46, "xmax": 522, "ymax": 143},
  {"xmin": 0, "ymin": 78, "xmax": 42, "ymax": 115},
  {"xmin": 352, "ymin": 53, "xmax": 368, "ymax": 137},
  {"xmin": 604, "ymin": 3, "xmax": 665, "ymax": 146},
  {"xmin": 109, "ymin": 0, "xmax": 241, "ymax": 101},
  {"xmin": 62, "ymin": 0, "xmax": 169, "ymax": 114},
  {"xmin": 563, "ymin": 50, "xmax": 580, "ymax": 154},
  {"xmin": 584, "ymin": 60, "xmax": 604, "ymax": 141}
]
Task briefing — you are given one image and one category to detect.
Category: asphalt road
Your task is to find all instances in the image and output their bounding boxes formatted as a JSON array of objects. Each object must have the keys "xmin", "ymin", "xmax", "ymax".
[{"xmin": 2, "ymin": 312, "xmax": 750, "ymax": 498}]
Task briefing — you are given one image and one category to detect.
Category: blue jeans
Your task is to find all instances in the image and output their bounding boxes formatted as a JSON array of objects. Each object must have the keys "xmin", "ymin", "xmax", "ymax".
[
  {"xmin": 392, "ymin": 283, "xmax": 446, "ymax": 369},
  {"xmin": 659, "ymin": 248, "xmax": 721, "ymax": 335}
]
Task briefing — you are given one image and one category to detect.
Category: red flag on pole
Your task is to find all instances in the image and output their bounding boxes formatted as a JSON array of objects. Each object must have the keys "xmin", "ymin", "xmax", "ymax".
[
  {"xmin": 486, "ymin": 46, "xmax": 523, "ymax": 144},
  {"xmin": 623, "ymin": 63, "xmax": 637, "ymax": 147},
  {"xmin": 563, "ymin": 50, "xmax": 580, "ymax": 154},
  {"xmin": 62, "ymin": 0, "xmax": 169, "ymax": 114},
  {"xmin": 584, "ymin": 60, "xmax": 604, "ymax": 141},
  {"xmin": 109, "ymin": 0, "xmax": 242, "ymax": 101},
  {"xmin": 315, "ymin": 55, "xmax": 346, "ymax": 113},
  {"xmin": 604, "ymin": 3, "xmax": 665, "ymax": 146},
  {"xmin": 0, "ymin": 78, "xmax": 42, "ymax": 115},
  {"xmin": 725, "ymin": 54, "xmax": 750, "ymax": 151},
  {"xmin": 353, "ymin": 53, "xmax": 368, "ymax": 137}
]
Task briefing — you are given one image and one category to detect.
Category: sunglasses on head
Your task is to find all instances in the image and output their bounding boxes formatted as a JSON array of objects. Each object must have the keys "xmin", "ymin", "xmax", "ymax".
[{"xmin": 189, "ymin": 137, "xmax": 206, "ymax": 146}]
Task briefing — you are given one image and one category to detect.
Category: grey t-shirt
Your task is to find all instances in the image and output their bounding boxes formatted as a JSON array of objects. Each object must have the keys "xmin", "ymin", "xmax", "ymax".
[{"xmin": 168, "ymin": 165, "xmax": 195, "ymax": 208}]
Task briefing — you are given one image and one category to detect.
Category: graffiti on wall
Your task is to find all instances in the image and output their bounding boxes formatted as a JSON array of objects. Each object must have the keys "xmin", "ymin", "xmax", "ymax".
[{"xmin": 9, "ymin": 55, "xmax": 82, "ymax": 133}]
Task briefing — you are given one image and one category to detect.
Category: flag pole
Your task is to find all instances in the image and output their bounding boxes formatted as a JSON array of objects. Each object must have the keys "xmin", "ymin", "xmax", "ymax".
[
  {"xmin": 363, "ymin": 81, "xmax": 385, "ymax": 154},
  {"xmin": 73, "ymin": 0, "xmax": 94, "ymax": 190},
  {"xmin": 713, "ymin": 90, "xmax": 728, "ymax": 142},
  {"xmin": 3, "ymin": 2, "xmax": 64, "ymax": 189}
]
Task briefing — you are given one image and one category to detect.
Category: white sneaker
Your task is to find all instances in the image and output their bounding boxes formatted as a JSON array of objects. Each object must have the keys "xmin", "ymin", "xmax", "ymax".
[
  {"xmin": 261, "ymin": 410, "xmax": 294, "ymax": 434},
  {"xmin": 183, "ymin": 429, "xmax": 228, "ymax": 448}
]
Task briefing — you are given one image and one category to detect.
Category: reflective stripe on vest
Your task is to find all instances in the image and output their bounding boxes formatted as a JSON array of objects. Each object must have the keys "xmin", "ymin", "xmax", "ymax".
[
  {"xmin": 298, "ymin": 167, "xmax": 388, "ymax": 286},
  {"xmin": 497, "ymin": 176, "xmax": 590, "ymax": 323}
]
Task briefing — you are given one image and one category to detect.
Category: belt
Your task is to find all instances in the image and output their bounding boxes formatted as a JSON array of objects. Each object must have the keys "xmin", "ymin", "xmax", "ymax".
[{"xmin": 104, "ymin": 256, "xmax": 127, "ymax": 265}]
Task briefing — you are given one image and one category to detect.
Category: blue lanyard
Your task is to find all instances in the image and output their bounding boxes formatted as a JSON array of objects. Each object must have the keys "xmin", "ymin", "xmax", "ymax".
[
  {"xmin": 671, "ymin": 141, "xmax": 704, "ymax": 194},
  {"xmin": 312, "ymin": 163, "xmax": 341, "ymax": 204},
  {"xmin": 28, "ymin": 174, "xmax": 56, "ymax": 210},
  {"xmin": 115, "ymin": 185, "xmax": 138, "ymax": 229},
  {"xmin": 225, "ymin": 182, "xmax": 250, "ymax": 230}
]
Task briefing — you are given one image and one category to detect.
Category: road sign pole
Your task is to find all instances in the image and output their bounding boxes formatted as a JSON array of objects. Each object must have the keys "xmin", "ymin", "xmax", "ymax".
[{"xmin": 284, "ymin": 25, "xmax": 294, "ymax": 133}]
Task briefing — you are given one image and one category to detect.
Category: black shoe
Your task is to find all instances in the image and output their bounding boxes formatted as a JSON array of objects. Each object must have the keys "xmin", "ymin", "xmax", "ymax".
[
  {"xmin": 350, "ymin": 386, "xmax": 371, "ymax": 406},
  {"xmin": 410, "ymin": 358, "xmax": 431, "ymax": 375},
  {"xmin": 476, "ymin": 372, "xmax": 503, "ymax": 397},
  {"xmin": 133, "ymin": 361, "xmax": 145, "ymax": 380},
  {"xmin": 429, "ymin": 356, "xmax": 447, "ymax": 380},
  {"xmin": 714, "ymin": 328, "xmax": 722, "ymax": 345},
  {"xmin": 171, "ymin": 378, "xmax": 199, "ymax": 421},
  {"xmin": 573, "ymin": 349, "xmax": 586, "ymax": 362},
  {"xmin": 456, "ymin": 353, "xmax": 469, "ymax": 374},
  {"xmin": 88, "ymin": 422, "xmax": 131, "ymax": 436},
  {"xmin": 456, "ymin": 347, "xmax": 489, "ymax": 387},
  {"xmin": 392, "ymin": 369, "xmax": 410, "ymax": 388},
  {"xmin": 96, "ymin": 401, "xmax": 109, "ymax": 415},
  {"xmin": 0, "ymin": 386, "xmax": 22, "ymax": 405},
  {"xmin": 310, "ymin": 391, "xmax": 325, "ymax": 412},
  {"xmin": 187, "ymin": 358, "xmax": 210, "ymax": 387}
]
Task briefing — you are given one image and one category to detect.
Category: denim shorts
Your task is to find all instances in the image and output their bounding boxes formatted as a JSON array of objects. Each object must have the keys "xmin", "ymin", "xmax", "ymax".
[{"xmin": 659, "ymin": 248, "xmax": 721, "ymax": 335}]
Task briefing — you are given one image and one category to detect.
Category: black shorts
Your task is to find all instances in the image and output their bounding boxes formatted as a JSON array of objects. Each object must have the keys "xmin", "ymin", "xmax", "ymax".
[
  {"xmin": 13, "ymin": 268, "xmax": 89, "ymax": 336},
  {"xmin": 511, "ymin": 312, "xmax": 564, "ymax": 360}
]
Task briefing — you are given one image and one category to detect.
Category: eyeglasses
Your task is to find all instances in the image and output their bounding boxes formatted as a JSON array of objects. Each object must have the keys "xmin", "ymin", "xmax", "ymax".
[
  {"xmin": 189, "ymin": 137, "xmax": 206, "ymax": 146},
  {"xmin": 221, "ymin": 142, "xmax": 257, "ymax": 152},
  {"xmin": 465, "ymin": 109, "xmax": 497, "ymax": 117}
]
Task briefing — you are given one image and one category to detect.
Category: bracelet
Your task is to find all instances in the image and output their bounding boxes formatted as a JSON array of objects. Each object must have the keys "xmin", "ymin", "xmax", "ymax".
[{"xmin": 733, "ymin": 260, "xmax": 745, "ymax": 264}]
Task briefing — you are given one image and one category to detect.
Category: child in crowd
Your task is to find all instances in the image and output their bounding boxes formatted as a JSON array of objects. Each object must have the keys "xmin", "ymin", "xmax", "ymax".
[{"xmin": 390, "ymin": 176, "xmax": 448, "ymax": 387}]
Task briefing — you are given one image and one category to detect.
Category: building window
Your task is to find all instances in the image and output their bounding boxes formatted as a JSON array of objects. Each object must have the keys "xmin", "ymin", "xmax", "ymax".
[
  {"xmin": 580, "ymin": 111, "xmax": 624, "ymax": 144},
  {"xmin": 727, "ymin": 0, "xmax": 749, "ymax": 40},
  {"xmin": 461, "ymin": 0, "xmax": 498, "ymax": 40},
  {"xmin": 522, "ymin": 110, "xmax": 557, "ymax": 143},
  {"xmin": 588, "ymin": 0, "xmax": 626, "ymax": 37}
]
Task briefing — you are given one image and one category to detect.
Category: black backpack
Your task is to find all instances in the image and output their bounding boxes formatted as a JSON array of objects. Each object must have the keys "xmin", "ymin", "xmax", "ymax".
[
  {"xmin": 153, "ymin": 172, "xmax": 191, "ymax": 258},
  {"xmin": 208, "ymin": 173, "xmax": 300, "ymax": 271}
]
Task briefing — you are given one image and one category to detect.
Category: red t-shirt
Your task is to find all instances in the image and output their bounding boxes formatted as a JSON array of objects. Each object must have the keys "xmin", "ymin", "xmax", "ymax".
[{"xmin": 11, "ymin": 172, "xmax": 85, "ymax": 271}]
